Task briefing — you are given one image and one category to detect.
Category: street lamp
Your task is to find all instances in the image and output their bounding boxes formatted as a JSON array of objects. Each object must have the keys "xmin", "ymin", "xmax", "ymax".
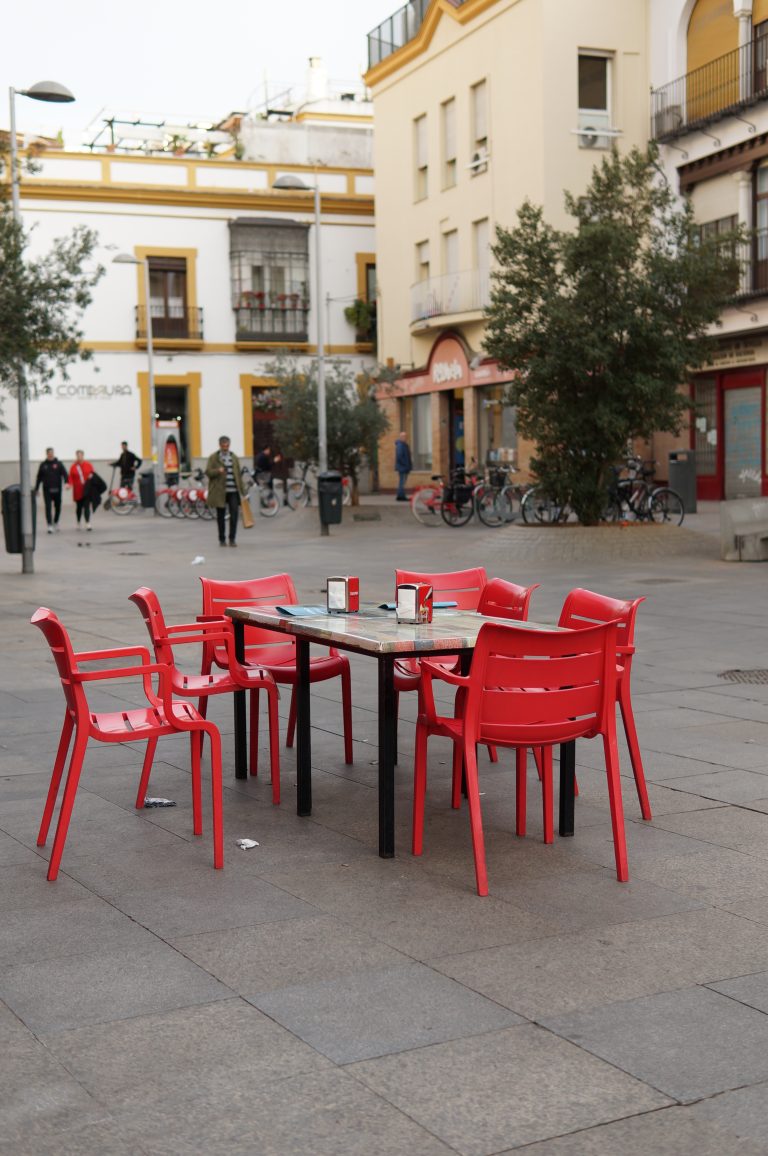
[
  {"xmin": 272, "ymin": 174, "xmax": 327, "ymax": 475},
  {"xmin": 112, "ymin": 254, "xmax": 158, "ymax": 497},
  {"xmin": 9, "ymin": 80, "xmax": 75, "ymax": 575}
]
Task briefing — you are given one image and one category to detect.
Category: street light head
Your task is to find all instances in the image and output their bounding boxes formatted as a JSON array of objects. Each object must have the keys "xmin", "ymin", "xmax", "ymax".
[
  {"xmin": 21, "ymin": 81, "xmax": 75, "ymax": 104},
  {"xmin": 273, "ymin": 174, "xmax": 312, "ymax": 191},
  {"xmin": 112, "ymin": 253, "xmax": 142, "ymax": 266}
]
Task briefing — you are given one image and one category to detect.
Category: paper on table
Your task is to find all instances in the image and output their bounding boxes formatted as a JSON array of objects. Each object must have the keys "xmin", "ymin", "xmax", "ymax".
[
  {"xmin": 378, "ymin": 601, "xmax": 457, "ymax": 610},
  {"xmin": 275, "ymin": 605, "xmax": 327, "ymax": 617}
]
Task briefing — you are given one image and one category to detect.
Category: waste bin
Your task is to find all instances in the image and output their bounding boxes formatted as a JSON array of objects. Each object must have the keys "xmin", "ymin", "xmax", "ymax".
[
  {"xmin": 2, "ymin": 485, "xmax": 36, "ymax": 554},
  {"xmin": 138, "ymin": 470, "xmax": 156, "ymax": 509},
  {"xmin": 317, "ymin": 470, "xmax": 343, "ymax": 526},
  {"xmin": 668, "ymin": 450, "xmax": 697, "ymax": 514}
]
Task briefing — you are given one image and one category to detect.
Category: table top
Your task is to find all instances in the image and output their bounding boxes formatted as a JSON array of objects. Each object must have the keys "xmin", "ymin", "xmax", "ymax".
[{"xmin": 226, "ymin": 605, "xmax": 559, "ymax": 657}]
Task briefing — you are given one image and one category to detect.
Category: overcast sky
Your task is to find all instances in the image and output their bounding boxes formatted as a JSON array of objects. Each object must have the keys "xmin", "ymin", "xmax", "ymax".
[{"xmin": 2, "ymin": 0, "xmax": 390, "ymax": 146}]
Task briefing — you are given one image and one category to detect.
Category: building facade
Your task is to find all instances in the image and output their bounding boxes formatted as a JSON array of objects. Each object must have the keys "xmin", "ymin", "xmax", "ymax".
[
  {"xmin": 0, "ymin": 82, "xmax": 375, "ymax": 487},
  {"xmin": 652, "ymin": 0, "xmax": 768, "ymax": 499},
  {"xmin": 366, "ymin": 0, "xmax": 651, "ymax": 490}
]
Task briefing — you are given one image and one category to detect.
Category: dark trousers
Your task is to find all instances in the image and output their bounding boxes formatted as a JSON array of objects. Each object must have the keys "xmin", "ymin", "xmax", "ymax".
[
  {"xmin": 397, "ymin": 471, "xmax": 410, "ymax": 498},
  {"xmin": 43, "ymin": 489, "xmax": 62, "ymax": 526},
  {"xmin": 216, "ymin": 491, "xmax": 240, "ymax": 543},
  {"xmin": 75, "ymin": 498, "xmax": 90, "ymax": 524}
]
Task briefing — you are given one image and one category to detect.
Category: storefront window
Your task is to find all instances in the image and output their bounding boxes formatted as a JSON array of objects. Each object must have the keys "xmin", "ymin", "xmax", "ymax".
[
  {"xmin": 402, "ymin": 394, "xmax": 433, "ymax": 470},
  {"xmin": 693, "ymin": 377, "xmax": 717, "ymax": 476},
  {"xmin": 479, "ymin": 386, "xmax": 517, "ymax": 465}
]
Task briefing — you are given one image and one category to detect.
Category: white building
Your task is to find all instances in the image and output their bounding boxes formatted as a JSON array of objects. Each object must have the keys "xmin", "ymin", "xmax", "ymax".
[{"xmin": 0, "ymin": 65, "xmax": 375, "ymax": 486}]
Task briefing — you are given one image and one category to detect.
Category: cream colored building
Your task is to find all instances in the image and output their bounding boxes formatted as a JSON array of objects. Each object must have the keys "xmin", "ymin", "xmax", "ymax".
[{"xmin": 366, "ymin": 0, "xmax": 650, "ymax": 490}]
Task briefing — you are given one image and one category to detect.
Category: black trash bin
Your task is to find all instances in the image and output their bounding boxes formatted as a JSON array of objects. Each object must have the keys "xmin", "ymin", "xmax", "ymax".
[
  {"xmin": 668, "ymin": 450, "xmax": 697, "ymax": 514},
  {"xmin": 2, "ymin": 485, "xmax": 36, "ymax": 554},
  {"xmin": 317, "ymin": 471, "xmax": 343, "ymax": 526},
  {"xmin": 138, "ymin": 470, "xmax": 156, "ymax": 509}
]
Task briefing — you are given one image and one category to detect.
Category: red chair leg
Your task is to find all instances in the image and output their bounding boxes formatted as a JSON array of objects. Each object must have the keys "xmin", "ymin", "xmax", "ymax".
[
  {"xmin": 341, "ymin": 661, "xmax": 353, "ymax": 764},
  {"xmin": 412, "ymin": 721, "xmax": 428, "ymax": 856},
  {"xmin": 198, "ymin": 696, "xmax": 209, "ymax": 720},
  {"xmin": 267, "ymin": 684, "xmax": 281, "ymax": 805},
  {"xmin": 603, "ymin": 727, "xmax": 629, "ymax": 882},
  {"xmin": 619, "ymin": 687, "xmax": 652, "ymax": 820},
  {"xmin": 487, "ymin": 745, "xmax": 499, "ymax": 763},
  {"xmin": 286, "ymin": 686, "xmax": 296, "ymax": 749},
  {"xmin": 533, "ymin": 747, "xmax": 543, "ymax": 780},
  {"xmin": 541, "ymin": 746, "xmax": 554, "ymax": 844},
  {"xmin": 451, "ymin": 741, "xmax": 463, "ymax": 810},
  {"xmin": 191, "ymin": 731, "xmax": 203, "ymax": 837},
  {"xmin": 515, "ymin": 747, "xmax": 527, "ymax": 837},
  {"xmin": 463, "ymin": 741, "xmax": 489, "ymax": 897},
  {"xmin": 38, "ymin": 713, "xmax": 73, "ymax": 846},
  {"xmin": 47, "ymin": 731, "xmax": 87, "ymax": 881},
  {"xmin": 249, "ymin": 688, "xmax": 259, "ymax": 777},
  {"xmin": 206, "ymin": 724, "xmax": 224, "ymax": 869},
  {"xmin": 135, "ymin": 737, "xmax": 158, "ymax": 809}
]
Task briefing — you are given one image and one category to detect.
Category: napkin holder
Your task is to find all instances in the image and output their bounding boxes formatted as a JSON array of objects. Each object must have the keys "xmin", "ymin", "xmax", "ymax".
[{"xmin": 326, "ymin": 576, "xmax": 359, "ymax": 614}]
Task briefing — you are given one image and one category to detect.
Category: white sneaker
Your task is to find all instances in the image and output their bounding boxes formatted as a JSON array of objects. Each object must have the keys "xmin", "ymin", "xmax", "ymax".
[
  {"xmin": 86, "ymin": 525, "xmax": 92, "ymax": 532},
  {"xmin": 47, "ymin": 526, "xmax": 53, "ymax": 534}
]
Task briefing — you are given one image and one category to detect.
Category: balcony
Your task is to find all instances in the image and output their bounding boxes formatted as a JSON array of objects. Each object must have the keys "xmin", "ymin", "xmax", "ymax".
[
  {"xmin": 651, "ymin": 39, "xmax": 768, "ymax": 141},
  {"xmin": 739, "ymin": 228, "xmax": 768, "ymax": 298},
  {"xmin": 234, "ymin": 303, "xmax": 309, "ymax": 344},
  {"xmin": 411, "ymin": 269, "xmax": 490, "ymax": 325},
  {"xmin": 368, "ymin": 0, "xmax": 467, "ymax": 68},
  {"xmin": 135, "ymin": 305, "xmax": 203, "ymax": 343}
]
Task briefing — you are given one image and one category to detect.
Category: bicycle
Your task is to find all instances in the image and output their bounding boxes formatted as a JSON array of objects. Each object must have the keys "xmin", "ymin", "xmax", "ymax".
[
  {"xmin": 241, "ymin": 466, "xmax": 279, "ymax": 517},
  {"xmin": 284, "ymin": 469, "xmax": 352, "ymax": 510},
  {"xmin": 520, "ymin": 487, "xmax": 574, "ymax": 525},
  {"xmin": 603, "ymin": 457, "xmax": 685, "ymax": 526},
  {"xmin": 105, "ymin": 468, "xmax": 140, "ymax": 515},
  {"xmin": 474, "ymin": 466, "xmax": 533, "ymax": 527}
]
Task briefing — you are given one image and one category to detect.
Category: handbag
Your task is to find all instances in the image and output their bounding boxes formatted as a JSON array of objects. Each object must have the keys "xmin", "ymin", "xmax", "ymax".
[{"xmin": 240, "ymin": 492, "xmax": 254, "ymax": 529}]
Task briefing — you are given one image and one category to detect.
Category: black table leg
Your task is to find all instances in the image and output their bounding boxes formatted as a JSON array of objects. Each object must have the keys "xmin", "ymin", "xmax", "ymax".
[
  {"xmin": 296, "ymin": 639, "xmax": 312, "ymax": 817},
  {"xmin": 558, "ymin": 740, "xmax": 576, "ymax": 837},
  {"xmin": 378, "ymin": 654, "xmax": 396, "ymax": 858},
  {"xmin": 234, "ymin": 620, "xmax": 247, "ymax": 780}
]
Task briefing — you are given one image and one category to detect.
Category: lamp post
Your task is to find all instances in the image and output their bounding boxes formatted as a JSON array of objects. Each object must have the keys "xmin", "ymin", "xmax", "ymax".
[
  {"xmin": 112, "ymin": 254, "xmax": 158, "ymax": 496},
  {"xmin": 9, "ymin": 80, "xmax": 75, "ymax": 575},
  {"xmin": 272, "ymin": 175, "xmax": 327, "ymax": 474}
]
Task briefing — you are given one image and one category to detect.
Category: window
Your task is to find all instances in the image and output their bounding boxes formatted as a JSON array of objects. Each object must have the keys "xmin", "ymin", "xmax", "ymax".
[
  {"xmin": 693, "ymin": 378, "xmax": 717, "ymax": 477},
  {"xmin": 470, "ymin": 80, "xmax": 488, "ymax": 175},
  {"xmin": 416, "ymin": 240, "xmax": 430, "ymax": 282},
  {"xmin": 414, "ymin": 114, "xmax": 428, "ymax": 200},
  {"xmin": 755, "ymin": 20, "xmax": 768, "ymax": 94},
  {"xmin": 578, "ymin": 52, "xmax": 612, "ymax": 148},
  {"xmin": 229, "ymin": 218, "xmax": 309, "ymax": 342},
  {"xmin": 473, "ymin": 218, "xmax": 490, "ymax": 310},
  {"xmin": 443, "ymin": 229, "xmax": 459, "ymax": 275},
  {"xmin": 148, "ymin": 256, "xmax": 188, "ymax": 338},
  {"xmin": 441, "ymin": 98, "xmax": 457, "ymax": 188},
  {"xmin": 403, "ymin": 393, "xmax": 433, "ymax": 470},
  {"xmin": 697, "ymin": 215, "xmax": 738, "ymax": 242}
]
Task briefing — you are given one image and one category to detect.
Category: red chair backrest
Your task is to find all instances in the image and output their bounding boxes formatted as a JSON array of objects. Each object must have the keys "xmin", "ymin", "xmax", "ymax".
[
  {"xmin": 395, "ymin": 567, "xmax": 487, "ymax": 610},
  {"xmin": 461, "ymin": 620, "xmax": 617, "ymax": 748},
  {"xmin": 129, "ymin": 587, "xmax": 173, "ymax": 666},
  {"xmin": 478, "ymin": 578, "xmax": 540, "ymax": 622},
  {"xmin": 31, "ymin": 607, "xmax": 87, "ymax": 720},
  {"xmin": 558, "ymin": 587, "xmax": 644, "ymax": 672},
  {"xmin": 200, "ymin": 574, "xmax": 298, "ymax": 664}
]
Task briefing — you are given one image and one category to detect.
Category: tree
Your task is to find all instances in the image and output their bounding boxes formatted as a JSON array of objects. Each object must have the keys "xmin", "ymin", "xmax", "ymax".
[
  {"xmin": 484, "ymin": 145, "xmax": 743, "ymax": 524},
  {"xmin": 0, "ymin": 204, "xmax": 104, "ymax": 429},
  {"xmin": 264, "ymin": 358, "xmax": 390, "ymax": 501}
]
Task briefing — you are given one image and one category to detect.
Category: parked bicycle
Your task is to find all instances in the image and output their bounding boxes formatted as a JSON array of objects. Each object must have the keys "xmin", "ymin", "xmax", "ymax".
[
  {"xmin": 105, "ymin": 467, "xmax": 141, "ymax": 515},
  {"xmin": 241, "ymin": 466, "xmax": 280, "ymax": 517},
  {"xmin": 284, "ymin": 468, "xmax": 352, "ymax": 510},
  {"xmin": 473, "ymin": 465, "xmax": 534, "ymax": 527},
  {"xmin": 603, "ymin": 456, "xmax": 685, "ymax": 526},
  {"xmin": 411, "ymin": 465, "xmax": 481, "ymax": 528},
  {"xmin": 520, "ymin": 487, "xmax": 574, "ymax": 525}
]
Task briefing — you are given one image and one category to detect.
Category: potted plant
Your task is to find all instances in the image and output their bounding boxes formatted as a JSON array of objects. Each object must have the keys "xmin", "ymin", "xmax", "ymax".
[{"xmin": 344, "ymin": 297, "xmax": 373, "ymax": 341}]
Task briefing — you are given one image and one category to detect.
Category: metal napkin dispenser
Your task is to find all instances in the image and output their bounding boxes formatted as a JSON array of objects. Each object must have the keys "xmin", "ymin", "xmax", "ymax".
[
  {"xmin": 326, "ymin": 576, "xmax": 359, "ymax": 614},
  {"xmin": 396, "ymin": 582, "xmax": 433, "ymax": 624}
]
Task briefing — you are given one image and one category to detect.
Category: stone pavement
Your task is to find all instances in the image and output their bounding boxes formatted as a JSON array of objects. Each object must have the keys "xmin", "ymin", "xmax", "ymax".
[{"xmin": 2, "ymin": 500, "xmax": 768, "ymax": 1153}]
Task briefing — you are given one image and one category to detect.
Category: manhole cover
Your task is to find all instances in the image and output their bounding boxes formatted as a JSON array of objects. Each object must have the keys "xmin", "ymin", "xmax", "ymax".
[{"xmin": 718, "ymin": 670, "xmax": 768, "ymax": 684}]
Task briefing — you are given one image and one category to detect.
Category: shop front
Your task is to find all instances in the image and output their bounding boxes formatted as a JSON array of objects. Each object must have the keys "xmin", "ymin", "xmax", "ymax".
[{"xmin": 693, "ymin": 337, "xmax": 768, "ymax": 499}]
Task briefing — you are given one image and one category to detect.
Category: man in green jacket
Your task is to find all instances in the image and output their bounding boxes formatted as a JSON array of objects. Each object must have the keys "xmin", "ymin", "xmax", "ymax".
[{"xmin": 205, "ymin": 436, "xmax": 246, "ymax": 547}]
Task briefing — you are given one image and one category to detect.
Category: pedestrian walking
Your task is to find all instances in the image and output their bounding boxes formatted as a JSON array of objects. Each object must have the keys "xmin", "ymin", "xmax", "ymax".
[
  {"xmin": 34, "ymin": 448, "xmax": 68, "ymax": 533},
  {"xmin": 110, "ymin": 441, "xmax": 142, "ymax": 487},
  {"xmin": 394, "ymin": 430, "xmax": 413, "ymax": 501},
  {"xmin": 205, "ymin": 436, "xmax": 246, "ymax": 547},
  {"xmin": 67, "ymin": 450, "xmax": 95, "ymax": 531}
]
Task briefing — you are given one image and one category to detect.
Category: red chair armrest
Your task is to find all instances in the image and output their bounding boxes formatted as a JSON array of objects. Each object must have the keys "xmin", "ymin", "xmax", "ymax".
[
  {"xmin": 75, "ymin": 644, "xmax": 152, "ymax": 664},
  {"xmin": 420, "ymin": 659, "xmax": 470, "ymax": 687}
]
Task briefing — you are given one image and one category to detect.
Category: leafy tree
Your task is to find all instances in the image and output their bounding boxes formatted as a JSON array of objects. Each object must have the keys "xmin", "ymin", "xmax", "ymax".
[
  {"xmin": 484, "ymin": 145, "xmax": 743, "ymax": 524},
  {"xmin": 0, "ymin": 203, "xmax": 103, "ymax": 429},
  {"xmin": 264, "ymin": 358, "xmax": 390, "ymax": 501}
]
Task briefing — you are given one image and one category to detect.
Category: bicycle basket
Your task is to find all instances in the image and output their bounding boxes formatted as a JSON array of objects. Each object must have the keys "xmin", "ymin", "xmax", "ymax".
[{"xmin": 489, "ymin": 468, "xmax": 508, "ymax": 489}]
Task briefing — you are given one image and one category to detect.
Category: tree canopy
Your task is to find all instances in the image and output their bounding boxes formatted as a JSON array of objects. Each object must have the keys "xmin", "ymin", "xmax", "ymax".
[{"xmin": 483, "ymin": 145, "xmax": 743, "ymax": 524}]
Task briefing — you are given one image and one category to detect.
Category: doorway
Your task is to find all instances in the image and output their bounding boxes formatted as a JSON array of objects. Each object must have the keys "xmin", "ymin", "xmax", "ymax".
[
  {"xmin": 724, "ymin": 381, "xmax": 763, "ymax": 498},
  {"xmin": 155, "ymin": 386, "xmax": 189, "ymax": 469},
  {"xmin": 449, "ymin": 392, "xmax": 465, "ymax": 470}
]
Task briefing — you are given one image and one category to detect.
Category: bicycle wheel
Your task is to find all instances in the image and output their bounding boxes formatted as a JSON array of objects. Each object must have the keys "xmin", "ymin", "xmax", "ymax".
[
  {"xmin": 169, "ymin": 491, "xmax": 185, "ymax": 518},
  {"xmin": 286, "ymin": 480, "xmax": 309, "ymax": 509},
  {"xmin": 155, "ymin": 490, "xmax": 173, "ymax": 518},
  {"xmin": 601, "ymin": 500, "xmax": 622, "ymax": 523},
  {"xmin": 475, "ymin": 486, "xmax": 504, "ymax": 528},
  {"xmin": 441, "ymin": 493, "xmax": 474, "ymax": 527},
  {"xmin": 411, "ymin": 486, "xmax": 442, "ymax": 527},
  {"xmin": 179, "ymin": 495, "xmax": 197, "ymax": 518},
  {"xmin": 109, "ymin": 492, "xmax": 134, "ymax": 515},
  {"xmin": 195, "ymin": 498, "xmax": 214, "ymax": 520},
  {"xmin": 498, "ymin": 485, "xmax": 521, "ymax": 523},
  {"xmin": 259, "ymin": 490, "xmax": 280, "ymax": 517},
  {"xmin": 649, "ymin": 487, "xmax": 685, "ymax": 526}
]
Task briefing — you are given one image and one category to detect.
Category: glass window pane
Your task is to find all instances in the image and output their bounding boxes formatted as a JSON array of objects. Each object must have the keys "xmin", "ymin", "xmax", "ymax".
[
  {"xmin": 442, "ymin": 99, "xmax": 456, "ymax": 160},
  {"xmin": 471, "ymin": 80, "xmax": 487, "ymax": 143},
  {"xmin": 693, "ymin": 377, "xmax": 717, "ymax": 476},
  {"xmin": 579, "ymin": 55, "xmax": 608, "ymax": 110},
  {"xmin": 414, "ymin": 115, "xmax": 427, "ymax": 167}
]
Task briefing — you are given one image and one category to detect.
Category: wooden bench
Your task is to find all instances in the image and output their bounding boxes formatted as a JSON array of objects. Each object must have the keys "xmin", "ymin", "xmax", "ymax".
[{"xmin": 720, "ymin": 498, "xmax": 768, "ymax": 562}]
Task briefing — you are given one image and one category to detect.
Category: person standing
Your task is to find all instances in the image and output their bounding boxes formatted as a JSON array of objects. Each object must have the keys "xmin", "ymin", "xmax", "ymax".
[
  {"xmin": 67, "ymin": 450, "xmax": 94, "ymax": 531},
  {"xmin": 110, "ymin": 441, "xmax": 142, "ymax": 487},
  {"xmin": 394, "ymin": 430, "xmax": 413, "ymax": 501},
  {"xmin": 206, "ymin": 435, "xmax": 245, "ymax": 547},
  {"xmin": 34, "ymin": 448, "xmax": 68, "ymax": 533}
]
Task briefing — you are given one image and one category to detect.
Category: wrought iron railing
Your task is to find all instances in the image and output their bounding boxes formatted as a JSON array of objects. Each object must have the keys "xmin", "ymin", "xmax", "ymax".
[
  {"xmin": 651, "ymin": 38, "xmax": 768, "ymax": 140},
  {"xmin": 135, "ymin": 305, "xmax": 203, "ymax": 341},
  {"xmin": 411, "ymin": 268, "xmax": 490, "ymax": 323},
  {"xmin": 367, "ymin": 0, "xmax": 468, "ymax": 68},
  {"xmin": 739, "ymin": 228, "xmax": 768, "ymax": 298},
  {"xmin": 235, "ymin": 305, "xmax": 309, "ymax": 343}
]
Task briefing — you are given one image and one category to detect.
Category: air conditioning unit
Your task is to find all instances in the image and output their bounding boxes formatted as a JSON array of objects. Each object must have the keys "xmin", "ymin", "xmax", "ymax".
[
  {"xmin": 468, "ymin": 145, "xmax": 489, "ymax": 175},
  {"xmin": 652, "ymin": 103, "xmax": 683, "ymax": 139},
  {"xmin": 577, "ymin": 110, "xmax": 611, "ymax": 149}
]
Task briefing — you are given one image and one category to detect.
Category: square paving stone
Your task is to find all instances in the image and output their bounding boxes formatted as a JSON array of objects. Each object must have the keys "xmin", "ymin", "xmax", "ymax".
[
  {"xmin": 656, "ymin": 768, "xmax": 768, "ymax": 804},
  {"xmin": 248, "ymin": 962, "xmax": 524, "ymax": 1063},
  {"xmin": 349, "ymin": 1023, "xmax": 669, "ymax": 1155},
  {"xmin": 0, "ymin": 939, "xmax": 232, "ymax": 1033},
  {"xmin": 0, "ymin": 898, "xmax": 158, "ymax": 967},
  {"xmin": 0, "ymin": 1121, "xmax": 144, "ymax": 1155},
  {"xmin": 541, "ymin": 985, "xmax": 768, "ymax": 1103},
  {"xmin": 687, "ymin": 1081, "xmax": 768, "ymax": 1149},
  {"xmin": 707, "ymin": 970, "xmax": 768, "ymax": 1015},
  {"xmin": 631, "ymin": 845, "xmax": 768, "ymax": 904}
]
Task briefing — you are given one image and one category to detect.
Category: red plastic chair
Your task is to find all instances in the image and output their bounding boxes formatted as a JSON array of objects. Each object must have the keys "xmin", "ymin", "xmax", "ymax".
[
  {"xmin": 31, "ymin": 608, "xmax": 224, "ymax": 881},
  {"xmin": 200, "ymin": 574, "xmax": 353, "ymax": 764},
  {"xmin": 129, "ymin": 587, "xmax": 281, "ymax": 803},
  {"xmin": 477, "ymin": 577, "xmax": 540, "ymax": 621},
  {"xmin": 413, "ymin": 620, "xmax": 626, "ymax": 895},
  {"xmin": 558, "ymin": 588, "xmax": 651, "ymax": 821}
]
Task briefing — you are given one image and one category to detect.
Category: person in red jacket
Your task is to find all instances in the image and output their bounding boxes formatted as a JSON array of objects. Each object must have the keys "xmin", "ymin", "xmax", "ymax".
[{"xmin": 67, "ymin": 450, "xmax": 95, "ymax": 531}]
